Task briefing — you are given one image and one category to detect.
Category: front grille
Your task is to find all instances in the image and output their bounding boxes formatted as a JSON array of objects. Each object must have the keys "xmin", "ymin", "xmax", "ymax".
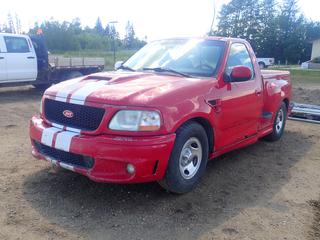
[
  {"xmin": 44, "ymin": 98, "xmax": 105, "ymax": 131},
  {"xmin": 34, "ymin": 141, "xmax": 94, "ymax": 169}
]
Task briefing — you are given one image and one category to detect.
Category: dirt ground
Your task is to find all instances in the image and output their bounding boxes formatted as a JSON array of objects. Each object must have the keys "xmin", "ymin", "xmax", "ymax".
[{"xmin": 0, "ymin": 86, "xmax": 319, "ymax": 240}]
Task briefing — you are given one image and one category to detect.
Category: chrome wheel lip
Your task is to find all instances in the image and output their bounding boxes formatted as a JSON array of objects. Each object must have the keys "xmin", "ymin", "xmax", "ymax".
[
  {"xmin": 179, "ymin": 137, "xmax": 202, "ymax": 180},
  {"xmin": 275, "ymin": 108, "xmax": 284, "ymax": 134}
]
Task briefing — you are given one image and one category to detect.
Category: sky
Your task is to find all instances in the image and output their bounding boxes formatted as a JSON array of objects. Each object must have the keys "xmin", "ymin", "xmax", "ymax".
[{"xmin": 1, "ymin": 0, "xmax": 320, "ymax": 41}]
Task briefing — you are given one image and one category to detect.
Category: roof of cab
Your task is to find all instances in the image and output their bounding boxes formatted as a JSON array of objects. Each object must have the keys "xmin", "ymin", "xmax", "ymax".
[
  {"xmin": 151, "ymin": 36, "xmax": 249, "ymax": 44},
  {"xmin": 0, "ymin": 32, "xmax": 29, "ymax": 38}
]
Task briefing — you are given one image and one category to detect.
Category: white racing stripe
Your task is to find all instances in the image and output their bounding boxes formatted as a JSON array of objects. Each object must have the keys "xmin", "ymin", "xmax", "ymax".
[
  {"xmin": 41, "ymin": 127, "xmax": 60, "ymax": 147},
  {"xmin": 59, "ymin": 162, "xmax": 75, "ymax": 171},
  {"xmin": 69, "ymin": 80, "xmax": 109, "ymax": 105},
  {"xmin": 54, "ymin": 79, "xmax": 88, "ymax": 101},
  {"xmin": 54, "ymin": 131, "xmax": 79, "ymax": 152}
]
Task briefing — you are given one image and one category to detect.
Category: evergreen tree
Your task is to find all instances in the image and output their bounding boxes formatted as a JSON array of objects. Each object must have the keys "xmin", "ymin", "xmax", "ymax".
[
  {"xmin": 7, "ymin": 13, "xmax": 16, "ymax": 33},
  {"xmin": 94, "ymin": 17, "xmax": 104, "ymax": 35},
  {"xmin": 214, "ymin": 0, "xmax": 319, "ymax": 63},
  {"xmin": 124, "ymin": 21, "xmax": 136, "ymax": 49}
]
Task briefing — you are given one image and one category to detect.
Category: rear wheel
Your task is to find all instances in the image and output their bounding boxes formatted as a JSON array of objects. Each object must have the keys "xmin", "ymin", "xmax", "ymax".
[
  {"xmin": 264, "ymin": 102, "xmax": 287, "ymax": 141},
  {"xmin": 33, "ymin": 83, "xmax": 51, "ymax": 90},
  {"xmin": 63, "ymin": 71, "xmax": 83, "ymax": 81},
  {"xmin": 158, "ymin": 121, "xmax": 208, "ymax": 194}
]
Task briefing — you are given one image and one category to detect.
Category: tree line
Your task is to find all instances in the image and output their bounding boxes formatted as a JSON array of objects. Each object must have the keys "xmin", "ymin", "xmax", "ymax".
[
  {"xmin": 213, "ymin": 0, "xmax": 320, "ymax": 64},
  {"xmin": 0, "ymin": 15, "xmax": 146, "ymax": 52}
]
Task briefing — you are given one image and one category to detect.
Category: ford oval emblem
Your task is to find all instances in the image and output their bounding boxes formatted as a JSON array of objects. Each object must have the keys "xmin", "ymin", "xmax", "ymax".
[{"xmin": 63, "ymin": 110, "xmax": 74, "ymax": 118}]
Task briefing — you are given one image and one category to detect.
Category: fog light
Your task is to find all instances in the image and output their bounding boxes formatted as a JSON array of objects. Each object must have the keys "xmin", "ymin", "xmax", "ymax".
[{"xmin": 126, "ymin": 163, "xmax": 135, "ymax": 174}]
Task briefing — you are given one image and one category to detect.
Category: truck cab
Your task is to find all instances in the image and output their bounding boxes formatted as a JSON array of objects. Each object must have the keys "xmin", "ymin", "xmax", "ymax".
[
  {"xmin": 0, "ymin": 33, "xmax": 37, "ymax": 83},
  {"xmin": 0, "ymin": 33, "xmax": 105, "ymax": 89}
]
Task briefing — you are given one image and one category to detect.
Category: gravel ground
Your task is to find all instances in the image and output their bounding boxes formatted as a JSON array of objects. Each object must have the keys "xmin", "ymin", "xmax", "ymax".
[{"xmin": 0, "ymin": 86, "xmax": 319, "ymax": 240}]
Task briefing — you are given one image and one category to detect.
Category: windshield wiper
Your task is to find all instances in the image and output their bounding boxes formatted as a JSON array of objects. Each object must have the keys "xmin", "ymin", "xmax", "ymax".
[
  {"xmin": 118, "ymin": 65, "xmax": 135, "ymax": 72},
  {"xmin": 142, "ymin": 67, "xmax": 192, "ymax": 78}
]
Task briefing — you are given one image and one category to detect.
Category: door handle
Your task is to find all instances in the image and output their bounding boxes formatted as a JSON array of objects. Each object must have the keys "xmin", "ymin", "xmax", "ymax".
[{"xmin": 27, "ymin": 56, "xmax": 35, "ymax": 59}]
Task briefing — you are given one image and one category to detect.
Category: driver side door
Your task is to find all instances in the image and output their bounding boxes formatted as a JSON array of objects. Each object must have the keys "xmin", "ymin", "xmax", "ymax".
[{"xmin": 214, "ymin": 42, "xmax": 263, "ymax": 149}]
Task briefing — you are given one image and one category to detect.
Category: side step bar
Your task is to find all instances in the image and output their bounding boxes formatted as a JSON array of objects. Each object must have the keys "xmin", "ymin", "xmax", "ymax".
[{"xmin": 289, "ymin": 102, "xmax": 320, "ymax": 124}]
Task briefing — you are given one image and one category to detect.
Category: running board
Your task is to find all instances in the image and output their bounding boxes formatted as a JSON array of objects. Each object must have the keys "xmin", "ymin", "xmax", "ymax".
[{"xmin": 289, "ymin": 102, "xmax": 320, "ymax": 124}]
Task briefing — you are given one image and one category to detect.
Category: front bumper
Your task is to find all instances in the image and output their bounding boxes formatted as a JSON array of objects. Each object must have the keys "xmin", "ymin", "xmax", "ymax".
[{"xmin": 29, "ymin": 116, "xmax": 176, "ymax": 183}]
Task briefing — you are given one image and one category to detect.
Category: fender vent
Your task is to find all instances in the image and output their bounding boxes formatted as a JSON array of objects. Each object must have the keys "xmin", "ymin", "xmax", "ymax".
[{"xmin": 153, "ymin": 160, "xmax": 159, "ymax": 175}]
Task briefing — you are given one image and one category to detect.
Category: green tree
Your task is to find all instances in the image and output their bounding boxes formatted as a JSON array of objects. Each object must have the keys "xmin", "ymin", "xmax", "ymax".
[
  {"xmin": 94, "ymin": 17, "xmax": 104, "ymax": 35},
  {"xmin": 124, "ymin": 21, "xmax": 136, "ymax": 49},
  {"xmin": 214, "ymin": 0, "xmax": 320, "ymax": 63}
]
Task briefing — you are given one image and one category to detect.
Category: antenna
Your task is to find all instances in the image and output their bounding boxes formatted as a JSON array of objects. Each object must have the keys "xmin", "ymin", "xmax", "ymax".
[{"xmin": 209, "ymin": 0, "xmax": 216, "ymax": 35}]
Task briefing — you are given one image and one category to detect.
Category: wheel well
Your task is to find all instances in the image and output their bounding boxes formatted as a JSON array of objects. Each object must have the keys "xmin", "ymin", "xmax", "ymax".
[
  {"xmin": 283, "ymin": 98, "xmax": 289, "ymax": 110},
  {"xmin": 179, "ymin": 117, "xmax": 214, "ymax": 154}
]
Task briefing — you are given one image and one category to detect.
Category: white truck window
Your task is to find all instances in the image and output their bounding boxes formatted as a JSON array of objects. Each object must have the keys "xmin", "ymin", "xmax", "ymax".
[{"xmin": 4, "ymin": 36, "xmax": 30, "ymax": 53}]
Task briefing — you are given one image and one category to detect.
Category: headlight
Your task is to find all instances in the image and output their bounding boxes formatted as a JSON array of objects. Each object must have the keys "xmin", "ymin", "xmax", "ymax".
[{"xmin": 109, "ymin": 110, "xmax": 161, "ymax": 131}]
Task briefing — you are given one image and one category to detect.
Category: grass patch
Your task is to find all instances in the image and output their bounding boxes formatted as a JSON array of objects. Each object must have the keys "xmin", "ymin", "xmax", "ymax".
[{"xmin": 270, "ymin": 65, "xmax": 320, "ymax": 87}]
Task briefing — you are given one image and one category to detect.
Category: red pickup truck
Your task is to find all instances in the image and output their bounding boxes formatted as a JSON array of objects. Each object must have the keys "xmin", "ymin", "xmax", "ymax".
[{"xmin": 29, "ymin": 37, "xmax": 292, "ymax": 193}]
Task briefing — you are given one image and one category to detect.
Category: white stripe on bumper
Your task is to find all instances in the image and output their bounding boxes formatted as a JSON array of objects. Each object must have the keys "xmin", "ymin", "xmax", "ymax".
[
  {"xmin": 54, "ymin": 131, "xmax": 79, "ymax": 152},
  {"xmin": 41, "ymin": 127, "xmax": 60, "ymax": 147}
]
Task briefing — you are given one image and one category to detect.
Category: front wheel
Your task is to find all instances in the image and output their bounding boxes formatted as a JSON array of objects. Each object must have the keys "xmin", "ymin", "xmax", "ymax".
[
  {"xmin": 264, "ymin": 102, "xmax": 287, "ymax": 141},
  {"xmin": 158, "ymin": 121, "xmax": 209, "ymax": 194}
]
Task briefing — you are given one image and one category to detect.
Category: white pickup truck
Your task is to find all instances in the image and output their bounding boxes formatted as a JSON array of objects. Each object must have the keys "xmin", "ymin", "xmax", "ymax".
[
  {"xmin": 257, "ymin": 58, "xmax": 275, "ymax": 68},
  {"xmin": 0, "ymin": 33, "xmax": 105, "ymax": 89}
]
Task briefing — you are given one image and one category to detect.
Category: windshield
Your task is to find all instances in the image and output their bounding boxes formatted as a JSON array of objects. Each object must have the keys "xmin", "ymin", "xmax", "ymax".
[{"xmin": 124, "ymin": 39, "xmax": 225, "ymax": 77}]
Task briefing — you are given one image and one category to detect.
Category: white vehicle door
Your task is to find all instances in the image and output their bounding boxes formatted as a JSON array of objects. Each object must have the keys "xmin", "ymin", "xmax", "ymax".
[
  {"xmin": 0, "ymin": 36, "xmax": 7, "ymax": 82},
  {"xmin": 4, "ymin": 35, "xmax": 37, "ymax": 82}
]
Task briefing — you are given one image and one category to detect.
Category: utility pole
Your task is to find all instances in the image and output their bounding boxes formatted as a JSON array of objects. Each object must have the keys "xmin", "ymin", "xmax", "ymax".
[
  {"xmin": 209, "ymin": 0, "xmax": 216, "ymax": 35},
  {"xmin": 108, "ymin": 21, "xmax": 118, "ymax": 66}
]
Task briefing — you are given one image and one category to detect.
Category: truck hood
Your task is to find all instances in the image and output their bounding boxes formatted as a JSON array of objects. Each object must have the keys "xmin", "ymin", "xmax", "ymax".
[{"xmin": 45, "ymin": 71, "xmax": 215, "ymax": 106}]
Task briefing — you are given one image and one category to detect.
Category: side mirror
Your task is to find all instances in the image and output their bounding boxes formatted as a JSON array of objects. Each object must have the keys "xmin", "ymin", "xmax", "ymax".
[
  {"xmin": 230, "ymin": 66, "xmax": 252, "ymax": 82},
  {"xmin": 114, "ymin": 60, "xmax": 124, "ymax": 70}
]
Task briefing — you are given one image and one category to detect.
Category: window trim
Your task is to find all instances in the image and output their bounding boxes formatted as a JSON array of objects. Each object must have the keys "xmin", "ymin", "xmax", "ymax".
[
  {"xmin": 224, "ymin": 42, "xmax": 255, "ymax": 81},
  {"xmin": 3, "ymin": 36, "xmax": 31, "ymax": 53}
]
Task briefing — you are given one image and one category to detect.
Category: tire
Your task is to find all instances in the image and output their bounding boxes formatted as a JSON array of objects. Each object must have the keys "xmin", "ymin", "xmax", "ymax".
[
  {"xmin": 264, "ymin": 102, "xmax": 287, "ymax": 142},
  {"xmin": 33, "ymin": 84, "xmax": 51, "ymax": 90},
  {"xmin": 63, "ymin": 71, "xmax": 83, "ymax": 81},
  {"xmin": 158, "ymin": 121, "xmax": 209, "ymax": 194},
  {"xmin": 258, "ymin": 62, "xmax": 266, "ymax": 69}
]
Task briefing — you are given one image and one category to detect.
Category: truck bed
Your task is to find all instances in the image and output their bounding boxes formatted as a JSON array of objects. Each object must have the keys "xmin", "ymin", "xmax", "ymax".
[
  {"xmin": 49, "ymin": 55, "xmax": 105, "ymax": 69},
  {"xmin": 261, "ymin": 69, "xmax": 290, "ymax": 79}
]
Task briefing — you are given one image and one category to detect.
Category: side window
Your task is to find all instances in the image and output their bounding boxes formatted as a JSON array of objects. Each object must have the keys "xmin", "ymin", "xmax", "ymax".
[
  {"xmin": 4, "ymin": 36, "xmax": 30, "ymax": 53},
  {"xmin": 225, "ymin": 43, "xmax": 254, "ymax": 79}
]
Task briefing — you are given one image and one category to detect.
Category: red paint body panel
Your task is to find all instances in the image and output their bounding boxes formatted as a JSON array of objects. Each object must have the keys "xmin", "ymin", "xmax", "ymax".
[{"xmin": 29, "ymin": 37, "xmax": 292, "ymax": 184}]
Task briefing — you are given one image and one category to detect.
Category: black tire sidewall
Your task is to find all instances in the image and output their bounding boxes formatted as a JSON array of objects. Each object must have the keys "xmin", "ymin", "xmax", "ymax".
[
  {"xmin": 164, "ymin": 122, "xmax": 209, "ymax": 193},
  {"xmin": 259, "ymin": 62, "xmax": 266, "ymax": 69},
  {"xmin": 64, "ymin": 71, "xmax": 83, "ymax": 80},
  {"xmin": 264, "ymin": 102, "xmax": 287, "ymax": 142},
  {"xmin": 273, "ymin": 103, "xmax": 287, "ymax": 138}
]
